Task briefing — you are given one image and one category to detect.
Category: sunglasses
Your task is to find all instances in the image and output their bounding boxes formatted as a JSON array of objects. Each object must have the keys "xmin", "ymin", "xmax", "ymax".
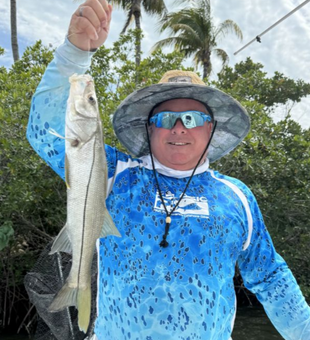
[{"xmin": 149, "ymin": 110, "xmax": 212, "ymax": 129}]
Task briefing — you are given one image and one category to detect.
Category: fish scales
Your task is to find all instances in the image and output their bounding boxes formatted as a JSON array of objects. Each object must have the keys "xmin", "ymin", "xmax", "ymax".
[{"xmin": 48, "ymin": 74, "xmax": 121, "ymax": 333}]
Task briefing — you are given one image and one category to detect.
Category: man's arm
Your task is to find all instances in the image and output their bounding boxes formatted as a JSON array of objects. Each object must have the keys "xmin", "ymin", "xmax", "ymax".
[
  {"xmin": 26, "ymin": 0, "xmax": 112, "ymax": 178},
  {"xmin": 237, "ymin": 186, "xmax": 310, "ymax": 340}
]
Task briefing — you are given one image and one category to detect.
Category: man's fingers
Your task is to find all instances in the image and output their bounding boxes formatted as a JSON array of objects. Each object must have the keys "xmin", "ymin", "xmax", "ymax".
[
  {"xmin": 98, "ymin": 0, "xmax": 109, "ymax": 13},
  {"xmin": 68, "ymin": 0, "xmax": 112, "ymax": 50},
  {"xmin": 107, "ymin": 4, "xmax": 113, "ymax": 24},
  {"xmin": 81, "ymin": 0, "xmax": 110, "ymax": 24},
  {"xmin": 75, "ymin": 1, "xmax": 111, "ymax": 32},
  {"xmin": 79, "ymin": 6, "xmax": 100, "ymax": 26},
  {"xmin": 101, "ymin": 4, "xmax": 112, "ymax": 33}
]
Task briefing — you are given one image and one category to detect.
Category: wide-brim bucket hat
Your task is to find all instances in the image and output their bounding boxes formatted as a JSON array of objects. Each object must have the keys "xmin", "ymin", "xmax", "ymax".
[{"xmin": 113, "ymin": 70, "xmax": 250, "ymax": 163}]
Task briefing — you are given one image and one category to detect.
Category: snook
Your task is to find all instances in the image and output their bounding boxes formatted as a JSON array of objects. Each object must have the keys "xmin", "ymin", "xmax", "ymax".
[{"xmin": 48, "ymin": 74, "xmax": 121, "ymax": 333}]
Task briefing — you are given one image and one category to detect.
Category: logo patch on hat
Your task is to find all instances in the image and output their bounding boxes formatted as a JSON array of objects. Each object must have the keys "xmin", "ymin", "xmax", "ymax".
[{"xmin": 168, "ymin": 76, "xmax": 192, "ymax": 83}]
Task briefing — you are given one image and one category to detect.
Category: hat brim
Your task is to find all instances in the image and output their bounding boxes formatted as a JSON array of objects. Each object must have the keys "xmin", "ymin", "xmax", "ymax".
[{"xmin": 112, "ymin": 83, "xmax": 250, "ymax": 163}]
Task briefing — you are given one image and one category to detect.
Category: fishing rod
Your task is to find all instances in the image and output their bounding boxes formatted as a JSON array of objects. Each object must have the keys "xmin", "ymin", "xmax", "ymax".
[{"xmin": 234, "ymin": 0, "xmax": 310, "ymax": 55}]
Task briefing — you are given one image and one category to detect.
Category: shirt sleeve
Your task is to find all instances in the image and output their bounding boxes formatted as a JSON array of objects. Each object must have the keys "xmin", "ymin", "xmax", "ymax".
[
  {"xmin": 237, "ymin": 185, "xmax": 310, "ymax": 340},
  {"xmin": 26, "ymin": 38, "xmax": 95, "ymax": 179}
]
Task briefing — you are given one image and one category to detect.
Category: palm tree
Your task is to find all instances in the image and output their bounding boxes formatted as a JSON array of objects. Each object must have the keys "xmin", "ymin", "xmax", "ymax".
[
  {"xmin": 10, "ymin": 0, "xmax": 19, "ymax": 62},
  {"xmin": 153, "ymin": 0, "xmax": 243, "ymax": 79},
  {"xmin": 111, "ymin": 0, "xmax": 167, "ymax": 66}
]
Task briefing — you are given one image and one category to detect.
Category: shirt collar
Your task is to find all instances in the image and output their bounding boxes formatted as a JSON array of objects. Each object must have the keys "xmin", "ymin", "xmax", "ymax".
[{"xmin": 140, "ymin": 155, "xmax": 210, "ymax": 178}]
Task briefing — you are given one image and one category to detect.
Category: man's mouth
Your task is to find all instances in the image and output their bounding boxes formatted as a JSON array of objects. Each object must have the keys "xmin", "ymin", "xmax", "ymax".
[{"xmin": 168, "ymin": 142, "xmax": 190, "ymax": 146}]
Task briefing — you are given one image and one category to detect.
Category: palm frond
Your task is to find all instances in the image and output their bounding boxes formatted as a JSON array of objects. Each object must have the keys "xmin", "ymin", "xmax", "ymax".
[
  {"xmin": 215, "ymin": 19, "xmax": 243, "ymax": 41},
  {"xmin": 110, "ymin": 0, "xmax": 132, "ymax": 11},
  {"xmin": 214, "ymin": 48, "xmax": 229, "ymax": 67},
  {"xmin": 143, "ymin": 0, "xmax": 167, "ymax": 16},
  {"xmin": 173, "ymin": 0, "xmax": 210, "ymax": 12},
  {"xmin": 160, "ymin": 9, "xmax": 212, "ymax": 41},
  {"xmin": 151, "ymin": 37, "xmax": 183, "ymax": 52},
  {"xmin": 154, "ymin": 1, "xmax": 242, "ymax": 77},
  {"xmin": 121, "ymin": 8, "xmax": 134, "ymax": 34}
]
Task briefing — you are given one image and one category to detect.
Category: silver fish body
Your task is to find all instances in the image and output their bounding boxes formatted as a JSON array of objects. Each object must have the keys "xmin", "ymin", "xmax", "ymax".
[{"xmin": 48, "ymin": 74, "xmax": 120, "ymax": 333}]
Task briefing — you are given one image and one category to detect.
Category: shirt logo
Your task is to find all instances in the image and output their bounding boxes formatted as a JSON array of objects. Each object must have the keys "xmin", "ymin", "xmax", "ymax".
[{"xmin": 154, "ymin": 191, "xmax": 209, "ymax": 218}]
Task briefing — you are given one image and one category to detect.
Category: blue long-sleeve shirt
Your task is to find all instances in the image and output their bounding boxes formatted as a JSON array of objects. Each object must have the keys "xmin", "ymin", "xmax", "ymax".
[{"xmin": 27, "ymin": 39, "xmax": 310, "ymax": 340}]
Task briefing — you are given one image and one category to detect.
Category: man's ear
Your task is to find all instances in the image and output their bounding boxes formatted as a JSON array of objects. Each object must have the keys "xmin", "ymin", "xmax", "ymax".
[
  {"xmin": 208, "ymin": 122, "xmax": 213, "ymax": 133},
  {"xmin": 148, "ymin": 124, "xmax": 154, "ymax": 135}
]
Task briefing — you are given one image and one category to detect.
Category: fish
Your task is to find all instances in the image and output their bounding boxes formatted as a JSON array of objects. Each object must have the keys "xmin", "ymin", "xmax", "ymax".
[{"xmin": 48, "ymin": 73, "xmax": 121, "ymax": 333}]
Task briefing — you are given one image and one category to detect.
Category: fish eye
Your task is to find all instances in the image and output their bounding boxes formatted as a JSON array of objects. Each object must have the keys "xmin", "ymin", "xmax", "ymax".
[{"xmin": 88, "ymin": 95, "xmax": 96, "ymax": 105}]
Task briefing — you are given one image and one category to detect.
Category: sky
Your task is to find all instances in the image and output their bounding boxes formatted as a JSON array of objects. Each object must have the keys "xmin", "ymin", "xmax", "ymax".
[{"xmin": 1, "ymin": 0, "xmax": 310, "ymax": 128}]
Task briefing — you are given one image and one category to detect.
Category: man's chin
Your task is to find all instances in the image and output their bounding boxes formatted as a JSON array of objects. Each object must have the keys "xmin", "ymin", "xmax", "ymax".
[{"xmin": 164, "ymin": 157, "xmax": 196, "ymax": 171}]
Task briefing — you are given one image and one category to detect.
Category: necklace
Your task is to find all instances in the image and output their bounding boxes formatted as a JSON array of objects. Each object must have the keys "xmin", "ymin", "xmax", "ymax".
[{"xmin": 145, "ymin": 121, "xmax": 217, "ymax": 248}]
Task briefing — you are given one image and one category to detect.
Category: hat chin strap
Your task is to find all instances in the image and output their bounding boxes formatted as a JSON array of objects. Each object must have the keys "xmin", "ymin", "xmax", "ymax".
[{"xmin": 145, "ymin": 121, "xmax": 217, "ymax": 248}]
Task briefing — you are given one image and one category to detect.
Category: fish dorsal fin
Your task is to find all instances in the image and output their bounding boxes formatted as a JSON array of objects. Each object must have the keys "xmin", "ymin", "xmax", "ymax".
[
  {"xmin": 101, "ymin": 210, "xmax": 121, "ymax": 238},
  {"xmin": 49, "ymin": 225, "xmax": 72, "ymax": 254}
]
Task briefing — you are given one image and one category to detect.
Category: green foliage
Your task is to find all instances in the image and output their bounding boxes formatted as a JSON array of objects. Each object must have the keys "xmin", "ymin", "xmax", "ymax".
[
  {"xmin": 216, "ymin": 57, "xmax": 310, "ymax": 107},
  {"xmin": 0, "ymin": 41, "xmax": 63, "ymax": 331},
  {"xmin": 1, "ymin": 30, "xmax": 310, "ymax": 334},
  {"xmin": 213, "ymin": 60, "xmax": 310, "ymax": 298},
  {"xmin": 0, "ymin": 221, "xmax": 14, "ymax": 251},
  {"xmin": 0, "ymin": 41, "xmax": 64, "ymax": 239}
]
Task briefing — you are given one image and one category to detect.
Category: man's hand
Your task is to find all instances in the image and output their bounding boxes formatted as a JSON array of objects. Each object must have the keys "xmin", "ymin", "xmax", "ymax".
[{"xmin": 68, "ymin": 0, "xmax": 112, "ymax": 51}]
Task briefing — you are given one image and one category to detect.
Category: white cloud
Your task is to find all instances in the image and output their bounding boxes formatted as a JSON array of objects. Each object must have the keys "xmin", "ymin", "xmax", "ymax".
[{"xmin": 0, "ymin": 0, "xmax": 309, "ymax": 128}]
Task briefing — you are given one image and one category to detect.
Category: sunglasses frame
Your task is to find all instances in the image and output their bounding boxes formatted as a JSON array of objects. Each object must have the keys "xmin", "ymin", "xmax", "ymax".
[{"xmin": 149, "ymin": 110, "xmax": 212, "ymax": 130}]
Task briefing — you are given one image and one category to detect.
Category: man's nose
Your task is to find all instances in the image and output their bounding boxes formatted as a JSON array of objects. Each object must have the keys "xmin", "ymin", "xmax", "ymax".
[{"xmin": 171, "ymin": 119, "xmax": 187, "ymax": 134}]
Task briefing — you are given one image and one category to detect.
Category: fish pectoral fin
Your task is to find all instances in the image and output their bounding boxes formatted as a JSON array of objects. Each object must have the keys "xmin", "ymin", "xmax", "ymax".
[
  {"xmin": 65, "ymin": 155, "xmax": 70, "ymax": 189},
  {"xmin": 49, "ymin": 128, "xmax": 65, "ymax": 139},
  {"xmin": 48, "ymin": 282, "xmax": 78, "ymax": 312},
  {"xmin": 49, "ymin": 225, "xmax": 72, "ymax": 254},
  {"xmin": 101, "ymin": 209, "xmax": 121, "ymax": 238},
  {"xmin": 49, "ymin": 128, "xmax": 76, "ymax": 144},
  {"xmin": 77, "ymin": 286, "xmax": 91, "ymax": 333}
]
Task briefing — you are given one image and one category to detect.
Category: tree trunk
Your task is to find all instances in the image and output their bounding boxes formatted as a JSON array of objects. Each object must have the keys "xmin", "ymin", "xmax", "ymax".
[
  {"xmin": 133, "ymin": 0, "xmax": 142, "ymax": 67},
  {"xmin": 202, "ymin": 50, "xmax": 211, "ymax": 79},
  {"xmin": 10, "ymin": 0, "xmax": 19, "ymax": 62},
  {"xmin": 203, "ymin": 63, "xmax": 209, "ymax": 80}
]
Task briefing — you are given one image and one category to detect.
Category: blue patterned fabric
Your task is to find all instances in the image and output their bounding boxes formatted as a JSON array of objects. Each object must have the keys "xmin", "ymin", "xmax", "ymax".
[{"xmin": 26, "ymin": 40, "xmax": 310, "ymax": 340}]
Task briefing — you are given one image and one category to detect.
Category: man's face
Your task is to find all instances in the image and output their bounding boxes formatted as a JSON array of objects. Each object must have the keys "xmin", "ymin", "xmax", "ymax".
[{"xmin": 149, "ymin": 98, "xmax": 213, "ymax": 171}]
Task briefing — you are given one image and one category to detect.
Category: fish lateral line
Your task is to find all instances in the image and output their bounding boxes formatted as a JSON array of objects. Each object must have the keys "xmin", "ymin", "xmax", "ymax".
[{"xmin": 77, "ymin": 137, "xmax": 97, "ymax": 286}]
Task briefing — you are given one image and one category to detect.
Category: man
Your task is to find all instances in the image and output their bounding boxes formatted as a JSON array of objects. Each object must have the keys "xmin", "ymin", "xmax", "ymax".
[{"xmin": 26, "ymin": 1, "xmax": 310, "ymax": 339}]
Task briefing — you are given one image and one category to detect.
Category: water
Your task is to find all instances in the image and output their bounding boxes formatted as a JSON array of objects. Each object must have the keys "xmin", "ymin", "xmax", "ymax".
[{"xmin": 1, "ymin": 307, "xmax": 283, "ymax": 340}]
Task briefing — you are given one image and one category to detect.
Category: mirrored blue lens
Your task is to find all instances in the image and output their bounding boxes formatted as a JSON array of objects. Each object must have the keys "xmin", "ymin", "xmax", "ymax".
[{"xmin": 149, "ymin": 111, "xmax": 212, "ymax": 129}]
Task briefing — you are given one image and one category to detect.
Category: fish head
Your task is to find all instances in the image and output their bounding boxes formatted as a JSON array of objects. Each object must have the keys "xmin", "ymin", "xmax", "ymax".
[{"xmin": 66, "ymin": 74, "xmax": 101, "ymax": 141}]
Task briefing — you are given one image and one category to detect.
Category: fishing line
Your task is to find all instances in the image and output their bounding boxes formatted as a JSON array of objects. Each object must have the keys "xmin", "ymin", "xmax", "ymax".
[{"xmin": 234, "ymin": 0, "xmax": 310, "ymax": 55}]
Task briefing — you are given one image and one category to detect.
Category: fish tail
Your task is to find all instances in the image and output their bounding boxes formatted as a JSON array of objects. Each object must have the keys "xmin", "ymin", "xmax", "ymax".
[
  {"xmin": 100, "ymin": 208, "xmax": 121, "ymax": 238},
  {"xmin": 48, "ymin": 282, "xmax": 91, "ymax": 334},
  {"xmin": 77, "ymin": 286, "xmax": 91, "ymax": 333}
]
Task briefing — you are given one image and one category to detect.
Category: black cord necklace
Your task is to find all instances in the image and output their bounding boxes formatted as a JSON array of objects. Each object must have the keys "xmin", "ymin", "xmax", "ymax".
[{"xmin": 145, "ymin": 120, "xmax": 217, "ymax": 248}]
